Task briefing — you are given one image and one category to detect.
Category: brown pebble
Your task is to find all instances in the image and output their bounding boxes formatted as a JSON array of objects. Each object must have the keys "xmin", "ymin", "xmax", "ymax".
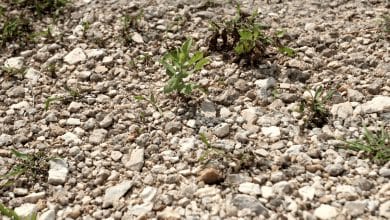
[{"xmin": 198, "ymin": 167, "xmax": 224, "ymax": 184}]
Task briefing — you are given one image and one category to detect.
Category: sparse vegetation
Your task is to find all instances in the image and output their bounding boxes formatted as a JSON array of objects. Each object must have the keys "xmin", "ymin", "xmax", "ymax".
[
  {"xmin": 346, "ymin": 126, "xmax": 390, "ymax": 164},
  {"xmin": 208, "ymin": 6, "xmax": 294, "ymax": 65},
  {"xmin": 134, "ymin": 91, "xmax": 163, "ymax": 115},
  {"xmin": 299, "ymin": 86, "xmax": 333, "ymax": 128},
  {"xmin": 0, "ymin": 203, "xmax": 37, "ymax": 220},
  {"xmin": 160, "ymin": 38, "xmax": 209, "ymax": 95},
  {"xmin": 121, "ymin": 10, "xmax": 144, "ymax": 45},
  {"xmin": 0, "ymin": 15, "xmax": 32, "ymax": 47}
]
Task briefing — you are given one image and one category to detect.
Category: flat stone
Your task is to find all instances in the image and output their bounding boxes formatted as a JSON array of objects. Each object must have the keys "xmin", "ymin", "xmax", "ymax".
[
  {"xmin": 379, "ymin": 167, "xmax": 390, "ymax": 177},
  {"xmin": 5, "ymin": 57, "xmax": 24, "ymax": 69},
  {"xmin": 111, "ymin": 151, "xmax": 123, "ymax": 161},
  {"xmin": 214, "ymin": 123, "xmax": 230, "ymax": 138},
  {"xmin": 241, "ymin": 108, "xmax": 258, "ymax": 124},
  {"xmin": 24, "ymin": 192, "xmax": 46, "ymax": 203},
  {"xmin": 24, "ymin": 68, "xmax": 40, "ymax": 84},
  {"xmin": 331, "ymin": 102, "xmax": 353, "ymax": 119},
  {"xmin": 200, "ymin": 100, "xmax": 216, "ymax": 117},
  {"xmin": 238, "ymin": 182, "xmax": 261, "ymax": 195},
  {"xmin": 347, "ymin": 89, "xmax": 364, "ymax": 102},
  {"xmin": 325, "ymin": 164, "xmax": 345, "ymax": 176},
  {"xmin": 344, "ymin": 201, "xmax": 366, "ymax": 217},
  {"xmin": 99, "ymin": 115, "xmax": 113, "ymax": 128},
  {"xmin": 85, "ymin": 49, "xmax": 105, "ymax": 59},
  {"xmin": 128, "ymin": 203, "xmax": 153, "ymax": 216},
  {"xmin": 89, "ymin": 129, "xmax": 107, "ymax": 145},
  {"xmin": 355, "ymin": 96, "xmax": 390, "ymax": 114},
  {"xmin": 232, "ymin": 194, "xmax": 268, "ymax": 215},
  {"xmin": 255, "ymin": 77, "xmax": 276, "ymax": 90},
  {"xmin": 48, "ymin": 158, "xmax": 68, "ymax": 185},
  {"xmin": 179, "ymin": 137, "xmax": 196, "ymax": 152},
  {"xmin": 66, "ymin": 118, "xmax": 81, "ymax": 126},
  {"xmin": 64, "ymin": 47, "xmax": 86, "ymax": 65},
  {"xmin": 314, "ymin": 204, "xmax": 339, "ymax": 220},
  {"xmin": 61, "ymin": 132, "xmax": 82, "ymax": 145},
  {"xmin": 140, "ymin": 186, "xmax": 157, "ymax": 202},
  {"xmin": 132, "ymin": 32, "xmax": 144, "ymax": 43},
  {"xmin": 68, "ymin": 102, "xmax": 82, "ymax": 113},
  {"xmin": 103, "ymin": 181, "xmax": 133, "ymax": 208},
  {"xmin": 261, "ymin": 126, "xmax": 281, "ymax": 138},
  {"xmin": 198, "ymin": 167, "xmax": 223, "ymax": 184},
  {"xmin": 164, "ymin": 121, "xmax": 182, "ymax": 134},
  {"xmin": 261, "ymin": 186, "xmax": 274, "ymax": 199},
  {"xmin": 273, "ymin": 181, "xmax": 293, "ymax": 195},
  {"xmin": 379, "ymin": 200, "xmax": 390, "ymax": 218},
  {"xmin": 14, "ymin": 203, "xmax": 37, "ymax": 219},
  {"xmin": 298, "ymin": 186, "xmax": 315, "ymax": 201},
  {"xmin": 125, "ymin": 148, "xmax": 144, "ymax": 171}
]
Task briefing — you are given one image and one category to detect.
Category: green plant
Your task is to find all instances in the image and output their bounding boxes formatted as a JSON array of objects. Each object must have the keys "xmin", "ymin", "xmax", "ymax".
[
  {"xmin": 121, "ymin": 10, "xmax": 144, "ymax": 45},
  {"xmin": 160, "ymin": 39, "xmax": 209, "ymax": 95},
  {"xmin": 44, "ymin": 96, "xmax": 60, "ymax": 111},
  {"xmin": 0, "ymin": 149, "xmax": 51, "ymax": 188},
  {"xmin": 198, "ymin": 133, "xmax": 225, "ymax": 162},
  {"xmin": 0, "ymin": 15, "xmax": 32, "ymax": 47},
  {"xmin": 0, "ymin": 203, "xmax": 37, "ymax": 220},
  {"xmin": 208, "ymin": 6, "xmax": 294, "ymax": 65},
  {"xmin": 134, "ymin": 91, "xmax": 163, "ymax": 115},
  {"xmin": 1, "ymin": 67, "xmax": 27, "ymax": 79},
  {"xmin": 10, "ymin": 0, "xmax": 69, "ymax": 15},
  {"xmin": 346, "ymin": 126, "xmax": 389, "ymax": 164},
  {"xmin": 299, "ymin": 86, "xmax": 333, "ymax": 128}
]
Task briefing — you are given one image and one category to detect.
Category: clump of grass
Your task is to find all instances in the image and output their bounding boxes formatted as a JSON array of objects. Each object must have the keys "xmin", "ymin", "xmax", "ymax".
[
  {"xmin": 346, "ymin": 126, "xmax": 389, "ymax": 164},
  {"xmin": 0, "ymin": 15, "xmax": 32, "ymax": 47},
  {"xmin": 208, "ymin": 5, "xmax": 294, "ymax": 65},
  {"xmin": 299, "ymin": 86, "xmax": 333, "ymax": 128},
  {"xmin": 160, "ymin": 38, "xmax": 209, "ymax": 95},
  {"xmin": 8, "ymin": 0, "xmax": 69, "ymax": 15},
  {"xmin": 0, "ymin": 149, "xmax": 51, "ymax": 189}
]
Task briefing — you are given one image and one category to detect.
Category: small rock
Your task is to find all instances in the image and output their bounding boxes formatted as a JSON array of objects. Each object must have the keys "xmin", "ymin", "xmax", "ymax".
[
  {"xmin": 200, "ymin": 100, "xmax": 216, "ymax": 117},
  {"xmin": 261, "ymin": 186, "xmax": 274, "ymax": 199},
  {"xmin": 61, "ymin": 132, "xmax": 82, "ymax": 145},
  {"xmin": 331, "ymin": 102, "xmax": 353, "ymax": 119},
  {"xmin": 102, "ymin": 181, "xmax": 133, "ymax": 208},
  {"xmin": 14, "ymin": 188, "xmax": 28, "ymax": 196},
  {"xmin": 379, "ymin": 167, "xmax": 390, "ymax": 178},
  {"xmin": 0, "ymin": 134, "xmax": 13, "ymax": 146},
  {"xmin": 261, "ymin": 126, "xmax": 281, "ymax": 139},
  {"xmin": 325, "ymin": 164, "xmax": 345, "ymax": 176},
  {"xmin": 347, "ymin": 89, "xmax": 364, "ymax": 102},
  {"xmin": 344, "ymin": 201, "xmax": 366, "ymax": 217},
  {"xmin": 164, "ymin": 121, "xmax": 182, "ymax": 134},
  {"xmin": 273, "ymin": 181, "xmax": 293, "ymax": 195},
  {"xmin": 157, "ymin": 207, "xmax": 181, "ymax": 220},
  {"xmin": 140, "ymin": 186, "xmax": 157, "ymax": 202},
  {"xmin": 99, "ymin": 115, "xmax": 113, "ymax": 128},
  {"xmin": 48, "ymin": 158, "xmax": 69, "ymax": 185},
  {"xmin": 214, "ymin": 123, "xmax": 230, "ymax": 138},
  {"xmin": 235, "ymin": 132, "xmax": 249, "ymax": 144},
  {"xmin": 66, "ymin": 118, "xmax": 81, "ymax": 126},
  {"xmin": 125, "ymin": 148, "xmax": 144, "ymax": 171},
  {"xmin": 24, "ymin": 192, "xmax": 46, "ymax": 203},
  {"xmin": 238, "ymin": 182, "xmax": 261, "ymax": 195},
  {"xmin": 132, "ymin": 32, "xmax": 144, "ymax": 43},
  {"xmin": 68, "ymin": 102, "xmax": 82, "ymax": 113},
  {"xmin": 232, "ymin": 194, "xmax": 268, "ymax": 215},
  {"xmin": 336, "ymin": 185, "xmax": 359, "ymax": 200},
  {"xmin": 241, "ymin": 108, "xmax": 258, "ymax": 124},
  {"xmin": 298, "ymin": 186, "xmax": 315, "ymax": 201},
  {"xmin": 89, "ymin": 129, "xmax": 107, "ymax": 144},
  {"xmin": 198, "ymin": 167, "xmax": 223, "ymax": 184},
  {"xmin": 64, "ymin": 47, "xmax": 86, "ymax": 65},
  {"xmin": 85, "ymin": 49, "xmax": 105, "ymax": 59},
  {"xmin": 24, "ymin": 68, "xmax": 40, "ymax": 84},
  {"xmin": 111, "ymin": 151, "xmax": 123, "ymax": 161},
  {"xmin": 355, "ymin": 96, "xmax": 390, "ymax": 114},
  {"xmin": 5, "ymin": 57, "xmax": 24, "ymax": 69},
  {"xmin": 128, "ymin": 203, "xmax": 153, "ymax": 216},
  {"xmin": 379, "ymin": 200, "xmax": 390, "ymax": 218},
  {"xmin": 255, "ymin": 77, "xmax": 276, "ymax": 90},
  {"xmin": 314, "ymin": 204, "xmax": 338, "ymax": 220},
  {"xmin": 14, "ymin": 203, "xmax": 37, "ymax": 219},
  {"xmin": 179, "ymin": 137, "xmax": 196, "ymax": 152},
  {"xmin": 39, "ymin": 209, "xmax": 55, "ymax": 220}
]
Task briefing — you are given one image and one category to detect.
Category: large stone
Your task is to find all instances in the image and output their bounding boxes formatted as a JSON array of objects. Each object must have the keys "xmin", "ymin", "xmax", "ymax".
[
  {"xmin": 314, "ymin": 204, "xmax": 339, "ymax": 220},
  {"xmin": 232, "ymin": 194, "xmax": 268, "ymax": 215},
  {"xmin": 125, "ymin": 148, "xmax": 144, "ymax": 171},
  {"xmin": 102, "ymin": 181, "xmax": 133, "ymax": 208},
  {"xmin": 14, "ymin": 203, "xmax": 37, "ymax": 219},
  {"xmin": 331, "ymin": 102, "xmax": 353, "ymax": 119},
  {"xmin": 48, "ymin": 159, "xmax": 68, "ymax": 185},
  {"xmin": 64, "ymin": 47, "xmax": 86, "ymax": 65},
  {"xmin": 238, "ymin": 182, "xmax": 261, "ymax": 195},
  {"xmin": 4, "ymin": 57, "xmax": 24, "ymax": 69},
  {"xmin": 344, "ymin": 201, "xmax": 366, "ymax": 217},
  {"xmin": 355, "ymin": 96, "xmax": 390, "ymax": 114}
]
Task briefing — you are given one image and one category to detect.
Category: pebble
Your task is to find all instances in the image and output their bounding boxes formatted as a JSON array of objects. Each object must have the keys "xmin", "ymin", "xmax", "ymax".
[
  {"xmin": 344, "ymin": 201, "xmax": 366, "ymax": 217},
  {"xmin": 99, "ymin": 115, "xmax": 113, "ymax": 128},
  {"xmin": 165, "ymin": 121, "xmax": 182, "ymax": 134},
  {"xmin": 5, "ymin": 57, "xmax": 24, "ymax": 69},
  {"xmin": 102, "ymin": 181, "xmax": 133, "ymax": 208},
  {"xmin": 14, "ymin": 203, "xmax": 37, "ymax": 219},
  {"xmin": 64, "ymin": 47, "xmax": 87, "ymax": 65},
  {"xmin": 48, "ymin": 159, "xmax": 69, "ymax": 185},
  {"xmin": 198, "ymin": 167, "xmax": 224, "ymax": 184},
  {"xmin": 379, "ymin": 200, "xmax": 390, "ymax": 218},
  {"xmin": 325, "ymin": 164, "xmax": 345, "ymax": 176},
  {"xmin": 125, "ymin": 148, "xmax": 145, "ymax": 171},
  {"xmin": 313, "ymin": 204, "xmax": 339, "ymax": 220},
  {"xmin": 238, "ymin": 182, "xmax": 261, "ymax": 195},
  {"xmin": 232, "ymin": 194, "xmax": 268, "ymax": 215},
  {"xmin": 213, "ymin": 123, "xmax": 230, "ymax": 138},
  {"xmin": 89, "ymin": 129, "xmax": 107, "ymax": 144},
  {"xmin": 132, "ymin": 32, "xmax": 144, "ymax": 43},
  {"xmin": 298, "ymin": 186, "xmax": 315, "ymax": 201}
]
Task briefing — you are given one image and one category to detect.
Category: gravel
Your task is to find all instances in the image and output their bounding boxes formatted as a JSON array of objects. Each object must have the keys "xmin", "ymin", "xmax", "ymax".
[{"xmin": 0, "ymin": 0, "xmax": 389, "ymax": 219}]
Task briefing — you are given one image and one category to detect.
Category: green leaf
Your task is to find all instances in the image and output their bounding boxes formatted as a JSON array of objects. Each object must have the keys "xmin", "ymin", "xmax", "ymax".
[
  {"xmin": 134, "ymin": 95, "xmax": 145, "ymax": 101},
  {"xmin": 238, "ymin": 30, "xmax": 252, "ymax": 40},
  {"xmin": 194, "ymin": 58, "xmax": 209, "ymax": 71},
  {"xmin": 278, "ymin": 46, "xmax": 295, "ymax": 57},
  {"xmin": 188, "ymin": 51, "xmax": 203, "ymax": 66}
]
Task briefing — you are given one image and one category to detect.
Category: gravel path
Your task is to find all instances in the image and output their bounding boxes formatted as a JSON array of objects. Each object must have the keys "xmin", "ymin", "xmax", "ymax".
[{"xmin": 0, "ymin": 0, "xmax": 389, "ymax": 219}]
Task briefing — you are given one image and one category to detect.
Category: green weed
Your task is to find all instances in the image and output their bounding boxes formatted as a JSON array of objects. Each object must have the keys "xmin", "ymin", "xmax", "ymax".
[
  {"xmin": 346, "ymin": 126, "xmax": 389, "ymax": 164},
  {"xmin": 198, "ymin": 133, "xmax": 225, "ymax": 162},
  {"xmin": 10, "ymin": 0, "xmax": 69, "ymax": 15},
  {"xmin": 121, "ymin": 10, "xmax": 144, "ymax": 45},
  {"xmin": 0, "ymin": 15, "xmax": 32, "ymax": 47},
  {"xmin": 0, "ymin": 203, "xmax": 37, "ymax": 220},
  {"xmin": 134, "ymin": 91, "xmax": 163, "ymax": 115},
  {"xmin": 299, "ymin": 86, "xmax": 333, "ymax": 128},
  {"xmin": 160, "ymin": 39, "xmax": 209, "ymax": 95},
  {"xmin": 0, "ymin": 149, "xmax": 51, "ymax": 189}
]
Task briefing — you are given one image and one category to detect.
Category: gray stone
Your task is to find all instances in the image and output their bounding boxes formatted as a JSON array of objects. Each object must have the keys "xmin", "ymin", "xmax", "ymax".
[
  {"xmin": 66, "ymin": 118, "xmax": 81, "ymax": 126},
  {"xmin": 14, "ymin": 203, "xmax": 37, "ymax": 219},
  {"xmin": 379, "ymin": 167, "xmax": 390, "ymax": 178},
  {"xmin": 48, "ymin": 158, "xmax": 68, "ymax": 185},
  {"xmin": 165, "ymin": 121, "xmax": 182, "ymax": 134},
  {"xmin": 111, "ymin": 151, "xmax": 123, "ymax": 161},
  {"xmin": 241, "ymin": 108, "xmax": 258, "ymax": 124},
  {"xmin": 355, "ymin": 96, "xmax": 390, "ymax": 114},
  {"xmin": 379, "ymin": 200, "xmax": 390, "ymax": 218},
  {"xmin": 235, "ymin": 132, "xmax": 249, "ymax": 144},
  {"xmin": 89, "ymin": 129, "xmax": 107, "ymax": 144},
  {"xmin": 314, "ymin": 204, "xmax": 338, "ymax": 220},
  {"xmin": 331, "ymin": 102, "xmax": 353, "ymax": 119},
  {"xmin": 255, "ymin": 77, "xmax": 276, "ymax": 90},
  {"xmin": 179, "ymin": 137, "xmax": 196, "ymax": 152},
  {"xmin": 214, "ymin": 123, "xmax": 230, "ymax": 138},
  {"xmin": 273, "ymin": 181, "xmax": 293, "ymax": 195},
  {"xmin": 64, "ymin": 47, "xmax": 86, "ymax": 65},
  {"xmin": 38, "ymin": 209, "xmax": 55, "ymax": 220},
  {"xmin": 99, "ymin": 115, "xmax": 113, "ymax": 128},
  {"xmin": 238, "ymin": 182, "xmax": 261, "ymax": 195},
  {"xmin": 24, "ymin": 68, "xmax": 40, "ymax": 84},
  {"xmin": 125, "ymin": 148, "xmax": 144, "ymax": 171},
  {"xmin": 0, "ymin": 134, "xmax": 13, "ymax": 146},
  {"xmin": 200, "ymin": 100, "xmax": 216, "ymax": 118},
  {"xmin": 85, "ymin": 49, "xmax": 105, "ymax": 59},
  {"xmin": 131, "ymin": 32, "xmax": 144, "ymax": 43},
  {"xmin": 5, "ymin": 57, "xmax": 24, "ymax": 69},
  {"xmin": 298, "ymin": 186, "xmax": 315, "ymax": 201},
  {"xmin": 61, "ymin": 132, "xmax": 82, "ymax": 145},
  {"xmin": 68, "ymin": 102, "xmax": 82, "ymax": 113},
  {"xmin": 83, "ymin": 118, "xmax": 96, "ymax": 131},
  {"xmin": 7, "ymin": 86, "xmax": 25, "ymax": 98},
  {"xmin": 102, "ymin": 181, "xmax": 133, "ymax": 208},
  {"xmin": 232, "ymin": 194, "xmax": 268, "ymax": 215},
  {"xmin": 261, "ymin": 126, "xmax": 281, "ymax": 139},
  {"xmin": 24, "ymin": 192, "xmax": 46, "ymax": 203},
  {"xmin": 325, "ymin": 164, "xmax": 345, "ymax": 176},
  {"xmin": 347, "ymin": 89, "xmax": 364, "ymax": 102},
  {"xmin": 344, "ymin": 201, "xmax": 366, "ymax": 217}
]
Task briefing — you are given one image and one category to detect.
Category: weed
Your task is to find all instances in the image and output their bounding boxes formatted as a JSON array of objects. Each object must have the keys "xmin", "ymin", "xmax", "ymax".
[
  {"xmin": 10, "ymin": 0, "xmax": 69, "ymax": 15},
  {"xmin": 160, "ymin": 38, "xmax": 209, "ymax": 95},
  {"xmin": 381, "ymin": 14, "xmax": 390, "ymax": 40},
  {"xmin": 299, "ymin": 86, "xmax": 333, "ymax": 128},
  {"xmin": 0, "ymin": 203, "xmax": 37, "ymax": 220},
  {"xmin": 82, "ymin": 21, "xmax": 90, "ymax": 38},
  {"xmin": 198, "ymin": 133, "xmax": 225, "ymax": 162},
  {"xmin": 134, "ymin": 91, "xmax": 163, "ymax": 115},
  {"xmin": 1, "ymin": 67, "xmax": 27, "ymax": 79},
  {"xmin": 346, "ymin": 126, "xmax": 389, "ymax": 164},
  {"xmin": 208, "ymin": 6, "xmax": 294, "ymax": 65},
  {"xmin": 0, "ymin": 15, "xmax": 32, "ymax": 47},
  {"xmin": 44, "ymin": 96, "xmax": 60, "ymax": 111},
  {"xmin": 0, "ymin": 149, "xmax": 51, "ymax": 189},
  {"xmin": 121, "ymin": 10, "xmax": 144, "ymax": 45}
]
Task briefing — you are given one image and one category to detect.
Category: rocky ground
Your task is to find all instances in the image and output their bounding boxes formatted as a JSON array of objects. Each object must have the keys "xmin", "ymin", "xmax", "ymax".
[{"xmin": 0, "ymin": 0, "xmax": 390, "ymax": 219}]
